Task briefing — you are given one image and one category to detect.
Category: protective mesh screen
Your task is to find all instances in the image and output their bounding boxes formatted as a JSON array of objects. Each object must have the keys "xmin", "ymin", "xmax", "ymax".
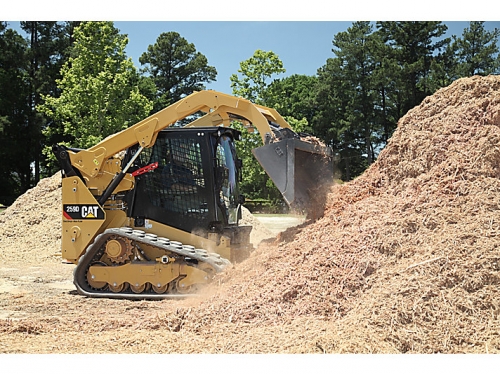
[{"xmin": 139, "ymin": 137, "xmax": 209, "ymax": 217}]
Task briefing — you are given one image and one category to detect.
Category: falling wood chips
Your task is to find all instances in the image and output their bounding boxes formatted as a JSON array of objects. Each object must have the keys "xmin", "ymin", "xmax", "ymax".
[{"xmin": 1, "ymin": 75, "xmax": 500, "ymax": 353}]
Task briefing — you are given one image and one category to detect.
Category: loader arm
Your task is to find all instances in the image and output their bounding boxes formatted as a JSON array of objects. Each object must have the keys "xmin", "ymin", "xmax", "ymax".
[
  {"xmin": 64, "ymin": 90, "xmax": 280, "ymax": 180},
  {"xmin": 184, "ymin": 98, "xmax": 293, "ymax": 143}
]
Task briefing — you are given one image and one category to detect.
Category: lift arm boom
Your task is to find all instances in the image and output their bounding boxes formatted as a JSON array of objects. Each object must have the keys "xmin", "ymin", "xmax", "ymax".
[{"xmin": 65, "ymin": 90, "xmax": 292, "ymax": 180}]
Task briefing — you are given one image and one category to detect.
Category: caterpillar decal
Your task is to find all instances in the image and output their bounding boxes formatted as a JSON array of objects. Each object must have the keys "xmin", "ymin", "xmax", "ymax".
[{"xmin": 63, "ymin": 204, "xmax": 105, "ymax": 220}]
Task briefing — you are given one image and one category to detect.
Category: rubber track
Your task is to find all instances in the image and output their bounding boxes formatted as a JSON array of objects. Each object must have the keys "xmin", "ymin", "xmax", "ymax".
[{"xmin": 73, "ymin": 227, "xmax": 231, "ymax": 300}]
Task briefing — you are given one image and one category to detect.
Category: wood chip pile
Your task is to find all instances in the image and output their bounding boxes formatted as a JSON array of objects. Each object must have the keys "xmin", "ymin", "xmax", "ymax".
[
  {"xmin": 0, "ymin": 173, "xmax": 62, "ymax": 263},
  {"xmin": 181, "ymin": 75, "xmax": 500, "ymax": 352}
]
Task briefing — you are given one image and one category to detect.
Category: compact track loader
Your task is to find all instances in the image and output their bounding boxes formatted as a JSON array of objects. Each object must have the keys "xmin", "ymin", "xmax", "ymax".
[{"xmin": 53, "ymin": 90, "xmax": 332, "ymax": 299}]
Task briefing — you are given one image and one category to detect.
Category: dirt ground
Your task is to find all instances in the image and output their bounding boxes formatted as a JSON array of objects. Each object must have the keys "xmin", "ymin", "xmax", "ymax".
[
  {"xmin": 0, "ymin": 216, "xmax": 299, "ymax": 305},
  {"xmin": 0, "ymin": 211, "xmax": 320, "ymax": 354}
]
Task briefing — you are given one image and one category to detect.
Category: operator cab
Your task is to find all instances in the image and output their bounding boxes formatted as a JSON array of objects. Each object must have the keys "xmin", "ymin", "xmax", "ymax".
[{"xmin": 125, "ymin": 127, "xmax": 244, "ymax": 236}]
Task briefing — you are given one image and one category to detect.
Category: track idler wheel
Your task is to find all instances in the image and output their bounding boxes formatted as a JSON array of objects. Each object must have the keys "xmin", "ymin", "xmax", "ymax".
[
  {"xmin": 86, "ymin": 262, "xmax": 107, "ymax": 290},
  {"xmin": 174, "ymin": 278, "xmax": 196, "ymax": 294},
  {"xmin": 108, "ymin": 282, "xmax": 128, "ymax": 293},
  {"xmin": 130, "ymin": 283, "xmax": 146, "ymax": 294},
  {"xmin": 151, "ymin": 283, "xmax": 169, "ymax": 294}
]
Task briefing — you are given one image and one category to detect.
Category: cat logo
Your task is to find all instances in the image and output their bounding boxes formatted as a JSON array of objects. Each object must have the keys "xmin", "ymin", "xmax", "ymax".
[
  {"xmin": 81, "ymin": 205, "xmax": 98, "ymax": 218},
  {"xmin": 63, "ymin": 204, "xmax": 104, "ymax": 220}
]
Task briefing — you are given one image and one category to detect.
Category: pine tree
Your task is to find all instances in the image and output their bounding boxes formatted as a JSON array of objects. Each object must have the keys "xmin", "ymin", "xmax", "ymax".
[
  {"xmin": 139, "ymin": 31, "xmax": 217, "ymax": 113},
  {"xmin": 453, "ymin": 21, "xmax": 500, "ymax": 76}
]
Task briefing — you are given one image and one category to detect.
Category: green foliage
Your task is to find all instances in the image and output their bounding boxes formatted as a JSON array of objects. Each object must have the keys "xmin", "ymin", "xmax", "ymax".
[
  {"xmin": 20, "ymin": 22, "xmax": 73, "ymax": 181},
  {"xmin": 453, "ymin": 22, "xmax": 500, "ymax": 76},
  {"xmin": 313, "ymin": 21, "xmax": 459, "ymax": 181},
  {"xmin": 284, "ymin": 116, "xmax": 309, "ymax": 134},
  {"xmin": 38, "ymin": 22, "xmax": 153, "ymax": 159},
  {"xmin": 266, "ymin": 74, "xmax": 318, "ymax": 129},
  {"xmin": 376, "ymin": 21, "xmax": 449, "ymax": 114},
  {"xmin": 369, "ymin": 30, "xmax": 401, "ymax": 144},
  {"xmin": 427, "ymin": 42, "xmax": 460, "ymax": 92},
  {"xmin": 21, "ymin": 22, "xmax": 69, "ymax": 99},
  {"xmin": 427, "ymin": 22, "xmax": 500, "ymax": 101},
  {"xmin": 0, "ymin": 24, "xmax": 30, "ymax": 202},
  {"xmin": 314, "ymin": 22, "xmax": 381, "ymax": 180},
  {"xmin": 230, "ymin": 50, "xmax": 287, "ymax": 204},
  {"xmin": 230, "ymin": 49, "xmax": 286, "ymax": 105},
  {"xmin": 139, "ymin": 31, "xmax": 217, "ymax": 113}
]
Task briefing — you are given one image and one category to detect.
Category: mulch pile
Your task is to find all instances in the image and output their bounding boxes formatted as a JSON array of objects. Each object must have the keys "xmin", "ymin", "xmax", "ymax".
[
  {"xmin": 1, "ymin": 75, "xmax": 499, "ymax": 353},
  {"xmin": 180, "ymin": 75, "xmax": 500, "ymax": 352},
  {"xmin": 0, "ymin": 173, "xmax": 62, "ymax": 263}
]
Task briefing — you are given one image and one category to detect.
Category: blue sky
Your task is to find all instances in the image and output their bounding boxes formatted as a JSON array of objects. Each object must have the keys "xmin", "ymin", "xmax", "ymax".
[
  {"xmin": 113, "ymin": 21, "xmax": 500, "ymax": 94},
  {"xmin": 6, "ymin": 20, "xmax": 500, "ymax": 94},
  {"xmin": 115, "ymin": 21, "xmax": 356, "ymax": 93},
  {"xmin": 4, "ymin": 2, "xmax": 500, "ymax": 94}
]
